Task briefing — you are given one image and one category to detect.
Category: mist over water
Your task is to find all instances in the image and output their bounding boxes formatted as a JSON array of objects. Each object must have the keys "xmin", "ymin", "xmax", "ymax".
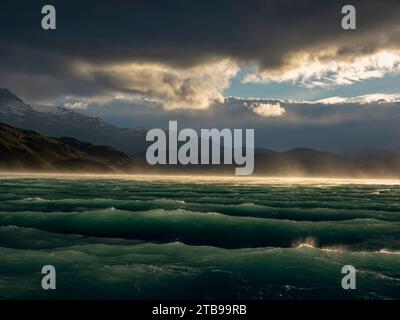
[{"xmin": 0, "ymin": 175, "xmax": 399, "ymax": 299}]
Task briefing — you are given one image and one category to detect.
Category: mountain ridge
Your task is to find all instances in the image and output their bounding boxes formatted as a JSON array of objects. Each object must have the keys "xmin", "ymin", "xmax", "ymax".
[
  {"xmin": 0, "ymin": 122, "xmax": 136, "ymax": 172},
  {"xmin": 0, "ymin": 89, "xmax": 148, "ymax": 155},
  {"xmin": 1, "ymin": 88, "xmax": 400, "ymax": 178}
]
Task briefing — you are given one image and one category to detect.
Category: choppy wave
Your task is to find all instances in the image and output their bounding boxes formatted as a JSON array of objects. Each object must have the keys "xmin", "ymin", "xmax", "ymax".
[
  {"xmin": 0, "ymin": 177, "xmax": 399, "ymax": 299},
  {"xmin": 0, "ymin": 208, "xmax": 399, "ymax": 250},
  {"xmin": 1, "ymin": 235, "xmax": 399, "ymax": 299},
  {"xmin": 22, "ymin": 197, "xmax": 48, "ymax": 202},
  {"xmin": 2, "ymin": 197, "xmax": 400, "ymax": 223}
]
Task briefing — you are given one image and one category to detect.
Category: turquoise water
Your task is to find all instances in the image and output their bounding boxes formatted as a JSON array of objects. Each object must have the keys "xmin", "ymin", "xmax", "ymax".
[{"xmin": 0, "ymin": 176, "xmax": 399, "ymax": 299}]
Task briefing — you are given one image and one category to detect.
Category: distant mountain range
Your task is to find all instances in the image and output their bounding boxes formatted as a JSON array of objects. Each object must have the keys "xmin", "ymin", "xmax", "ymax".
[
  {"xmin": 1, "ymin": 88, "xmax": 400, "ymax": 177},
  {"xmin": 0, "ymin": 88, "xmax": 147, "ymax": 155}
]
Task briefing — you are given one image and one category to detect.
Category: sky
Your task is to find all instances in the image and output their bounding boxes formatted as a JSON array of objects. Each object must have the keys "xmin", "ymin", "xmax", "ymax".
[{"xmin": 0, "ymin": 0, "xmax": 400, "ymax": 152}]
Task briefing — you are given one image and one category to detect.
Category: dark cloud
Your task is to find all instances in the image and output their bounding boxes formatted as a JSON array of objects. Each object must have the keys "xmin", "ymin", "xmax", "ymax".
[
  {"xmin": 1, "ymin": 0, "xmax": 400, "ymax": 102},
  {"xmin": 0, "ymin": 0, "xmax": 398, "ymax": 66}
]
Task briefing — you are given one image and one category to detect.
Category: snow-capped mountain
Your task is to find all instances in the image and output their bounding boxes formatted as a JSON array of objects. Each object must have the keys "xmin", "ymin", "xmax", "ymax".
[
  {"xmin": 0, "ymin": 89, "xmax": 47, "ymax": 120},
  {"xmin": 0, "ymin": 88, "xmax": 148, "ymax": 155}
]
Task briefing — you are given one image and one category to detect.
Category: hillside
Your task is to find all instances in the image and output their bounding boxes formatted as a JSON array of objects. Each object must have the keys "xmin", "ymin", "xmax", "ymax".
[
  {"xmin": 0, "ymin": 88, "xmax": 147, "ymax": 155},
  {"xmin": 0, "ymin": 122, "xmax": 136, "ymax": 172}
]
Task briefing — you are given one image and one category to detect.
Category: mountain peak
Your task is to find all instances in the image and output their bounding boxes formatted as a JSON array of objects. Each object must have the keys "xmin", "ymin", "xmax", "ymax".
[{"xmin": 0, "ymin": 88, "xmax": 23, "ymax": 103}]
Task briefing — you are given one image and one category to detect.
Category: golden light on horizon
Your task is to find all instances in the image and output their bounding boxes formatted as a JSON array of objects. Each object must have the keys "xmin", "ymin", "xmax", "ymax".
[{"xmin": 0, "ymin": 172, "xmax": 399, "ymax": 186}]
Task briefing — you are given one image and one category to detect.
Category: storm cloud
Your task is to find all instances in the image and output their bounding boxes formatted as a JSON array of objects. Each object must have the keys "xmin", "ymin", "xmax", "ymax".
[{"xmin": 1, "ymin": 0, "xmax": 400, "ymax": 107}]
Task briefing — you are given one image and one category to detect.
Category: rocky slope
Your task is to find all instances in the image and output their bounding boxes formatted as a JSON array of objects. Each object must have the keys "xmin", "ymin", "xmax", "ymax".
[{"xmin": 0, "ymin": 122, "xmax": 136, "ymax": 172}]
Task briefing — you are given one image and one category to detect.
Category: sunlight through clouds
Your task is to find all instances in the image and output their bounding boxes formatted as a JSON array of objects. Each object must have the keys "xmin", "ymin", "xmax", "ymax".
[
  {"xmin": 72, "ymin": 59, "xmax": 239, "ymax": 110},
  {"xmin": 243, "ymin": 50, "xmax": 400, "ymax": 89}
]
